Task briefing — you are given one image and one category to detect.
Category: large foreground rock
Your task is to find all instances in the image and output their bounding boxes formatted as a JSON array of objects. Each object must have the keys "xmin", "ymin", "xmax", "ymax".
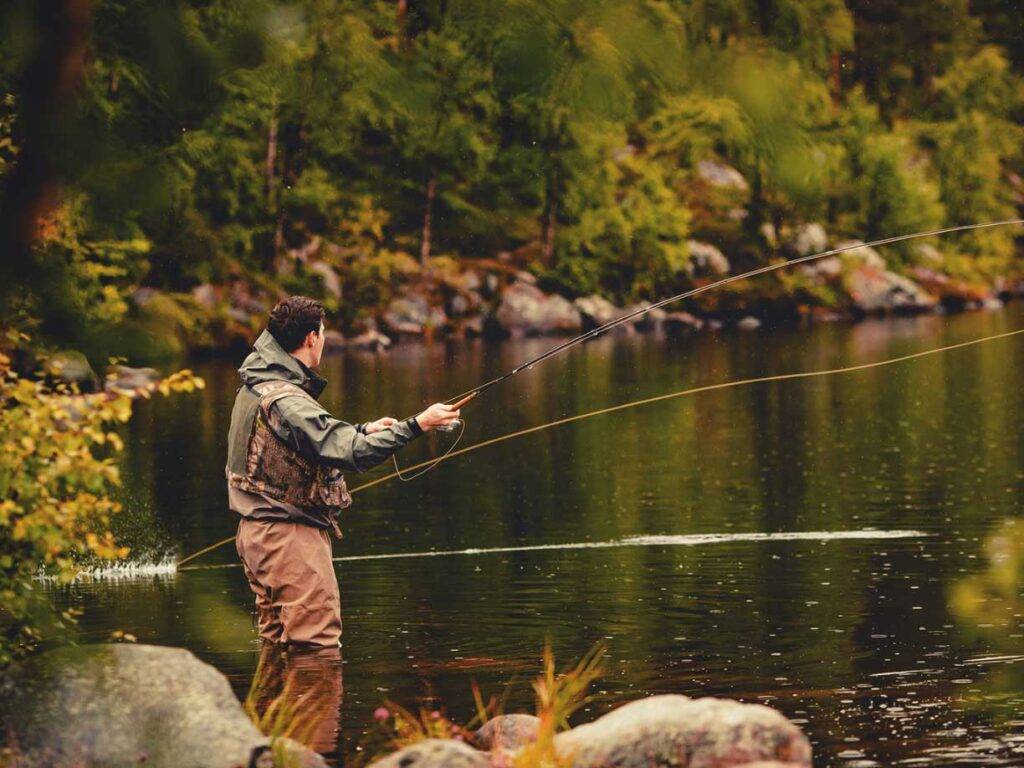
[
  {"xmin": 553, "ymin": 695, "xmax": 811, "ymax": 768},
  {"xmin": 367, "ymin": 739, "xmax": 489, "ymax": 768},
  {"xmin": 0, "ymin": 644, "xmax": 325, "ymax": 768},
  {"xmin": 493, "ymin": 281, "xmax": 582, "ymax": 337},
  {"xmin": 475, "ymin": 714, "xmax": 541, "ymax": 751}
]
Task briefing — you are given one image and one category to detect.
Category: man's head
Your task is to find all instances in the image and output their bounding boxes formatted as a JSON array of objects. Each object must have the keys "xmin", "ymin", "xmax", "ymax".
[{"xmin": 268, "ymin": 296, "xmax": 326, "ymax": 369}]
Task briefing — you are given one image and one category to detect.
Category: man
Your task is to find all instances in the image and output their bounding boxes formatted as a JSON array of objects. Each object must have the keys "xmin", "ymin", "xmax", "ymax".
[{"xmin": 226, "ymin": 295, "xmax": 459, "ymax": 647}]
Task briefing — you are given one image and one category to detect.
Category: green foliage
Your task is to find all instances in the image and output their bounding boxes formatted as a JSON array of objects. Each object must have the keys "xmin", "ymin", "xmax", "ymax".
[
  {"xmin": 0, "ymin": 350, "xmax": 203, "ymax": 664},
  {"xmin": 3, "ymin": 0, "xmax": 1024, "ymax": 344}
]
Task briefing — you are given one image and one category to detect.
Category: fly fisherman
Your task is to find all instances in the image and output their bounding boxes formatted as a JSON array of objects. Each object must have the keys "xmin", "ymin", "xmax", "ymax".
[{"xmin": 226, "ymin": 296, "xmax": 460, "ymax": 647}]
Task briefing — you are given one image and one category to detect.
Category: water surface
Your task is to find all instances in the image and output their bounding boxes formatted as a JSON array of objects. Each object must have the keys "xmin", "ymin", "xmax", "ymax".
[{"xmin": 55, "ymin": 306, "xmax": 1024, "ymax": 766}]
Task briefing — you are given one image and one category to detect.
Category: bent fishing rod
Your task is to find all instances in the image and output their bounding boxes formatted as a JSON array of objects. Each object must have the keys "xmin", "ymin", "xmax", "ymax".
[
  {"xmin": 176, "ymin": 218, "xmax": 1022, "ymax": 565},
  {"xmin": 438, "ymin": 218, "xmax": 1024, "ymax": 418}
]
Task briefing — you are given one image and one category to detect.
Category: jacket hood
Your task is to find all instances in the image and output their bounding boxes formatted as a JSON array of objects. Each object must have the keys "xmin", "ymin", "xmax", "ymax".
[{"xmin": 238, "ymin": 329, "xmax": 327, "ymax": 398}]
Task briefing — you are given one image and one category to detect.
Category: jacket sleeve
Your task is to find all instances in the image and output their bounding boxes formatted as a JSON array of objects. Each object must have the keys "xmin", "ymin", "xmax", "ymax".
[{"xmin": 269, "ymin": 394, "xmax": 423, "ymax": 473}]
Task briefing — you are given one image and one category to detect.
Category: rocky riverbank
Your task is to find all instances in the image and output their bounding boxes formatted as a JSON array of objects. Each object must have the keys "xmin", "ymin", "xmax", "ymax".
[
  {"xmin": 1, "ymin": 644, "xmax": 814, "ymax": 768},
  {"xmin": 110, "ymin": 213, "xmax": 1022, "ymax": 364}
]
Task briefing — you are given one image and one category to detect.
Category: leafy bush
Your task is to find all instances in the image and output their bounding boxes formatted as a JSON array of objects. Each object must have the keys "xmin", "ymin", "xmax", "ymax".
[{"xmin": 0, "ymin": 350, "xmax": 203, "ymax": 665}]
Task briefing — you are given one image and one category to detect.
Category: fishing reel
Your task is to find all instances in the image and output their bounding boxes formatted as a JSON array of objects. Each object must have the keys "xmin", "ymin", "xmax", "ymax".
[{"xmin": 435, "ymin": 419, "xmax": 463, "ymax": 433}]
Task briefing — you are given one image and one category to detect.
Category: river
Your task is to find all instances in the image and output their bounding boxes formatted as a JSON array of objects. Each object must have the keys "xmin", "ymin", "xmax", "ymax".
[{"xmin": 51, "ymin": 306, "xmax": 1024, "ymax": 766}]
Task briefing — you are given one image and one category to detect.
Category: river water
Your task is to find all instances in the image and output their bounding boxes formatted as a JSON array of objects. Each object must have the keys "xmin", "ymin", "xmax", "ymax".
[{"xmin": 52, "ymin": 306, "xmax": 1024, "ymax": 766}]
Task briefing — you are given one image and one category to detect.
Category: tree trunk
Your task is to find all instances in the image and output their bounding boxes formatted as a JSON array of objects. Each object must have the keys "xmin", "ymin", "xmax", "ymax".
[
  {"xmin": 265, "ymin": 98, "xmax": 278, "ymax": 203},
  {"xmin": 0, "ymin": 0, "xmax": 92, "ymax": 303},
  {"xmin": 420, "ymin": 170, "xmax": 437, "ymax": 269},
  {"xmin": 397, "ymin": 0, "xmax": 408, "ymax": 48},
  {"xmin": 541, "ymin": 167, "xmax": 558, "ymax": 265}
]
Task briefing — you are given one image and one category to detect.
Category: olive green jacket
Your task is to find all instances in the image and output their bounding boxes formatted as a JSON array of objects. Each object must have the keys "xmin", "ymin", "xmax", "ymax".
[{"xmin": 225, "ymin": 330, "xmax": 422, "ymax": 526}]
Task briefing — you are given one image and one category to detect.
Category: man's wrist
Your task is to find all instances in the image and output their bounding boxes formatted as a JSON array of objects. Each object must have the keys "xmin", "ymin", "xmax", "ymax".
[{"xmin": 406, "ymin": 416, "xmax": 424, "ymax": 437}]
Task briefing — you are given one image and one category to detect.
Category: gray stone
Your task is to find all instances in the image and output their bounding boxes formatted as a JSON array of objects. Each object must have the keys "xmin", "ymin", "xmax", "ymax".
[
  {"xmin": 687, "ymin": 240, "xmax": 730, "ymax": 277},
  {"xmin": 737, "ymin": 316, "xmax": 762, "ymax": 330},
  {"xmin": 105, "ymin": 365, "xmax": 159, "ymax": 392},
  {"xmin": 697, "ymin": 160, "xmax": 749, "ymax": 192},
  {"xmin": 494, "ymin": 282, "xmax": 582, "ymax": 337},
  {"xmin": 366, "ymin": 739, "xmax": 489, "ymax": 768},
  {"xmin": 0, "ymin": 643, "xmax": 325, "ymax": 768},
  {"xmin": 621, "ymin": 304, "xmax": 667, "ymax": 331},
  {"xmin": 663, "ymin": 312, "xmax": 704, "ymax": 332},
  {"xmin": 347, "ymin": 330, "xmax": 392, "ymax": 351},
  {"xmin": 834, "ymin": 240, "xmax": 885, "ymax": 269},
  {"xmin": 383, "ymin": 293, "xmax": 446, "ymax": 336},
  {"xmin": 574, "ymin": 295, "xmax": 624, "ymax": 329},
  {"xmin": 131, "ymin": 287, "xmax": 159, "ymax": 308},
  {"xmin": 475, "ymin": 714, "xmax": 541, "ymax": 751},
  {"xmin": 844, "ymin": 265, "xmax": 936, "ymax": 313},
  {"xmin": 44, "ymin": 350, "xmax": 99, "ymax": 393},
  {"xmin": 793, "ymin": 224, "xmax": 828, "ymax": 257},
  {"xmin": 553, "ymin": 695, "xmax": 812, "ymax": 768},
  {"xmin": 191, "ymin": 283, "xmax": 219, "ymax": 310}
]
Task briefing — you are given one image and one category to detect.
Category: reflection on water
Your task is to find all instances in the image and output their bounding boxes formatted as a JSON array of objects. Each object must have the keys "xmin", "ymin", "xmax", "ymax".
[{"xmin": 51, "ymin": 307, "xmax": 1024, "ymax": 766}]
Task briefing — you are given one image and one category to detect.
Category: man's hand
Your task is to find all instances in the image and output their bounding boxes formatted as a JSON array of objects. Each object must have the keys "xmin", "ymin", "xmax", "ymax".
[
  {"xmin": 364, "ymin": 417, "xmax": 398, "ymax": 435},
  {"xmin": 414, "ymin": 403, "xmax": 460, "ymax": 432}
]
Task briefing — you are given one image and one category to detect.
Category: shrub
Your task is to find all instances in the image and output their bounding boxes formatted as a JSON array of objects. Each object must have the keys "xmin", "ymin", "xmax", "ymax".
[{"xmin": 0, "ymin": 350, "xmax": 203, "ymax": 665}]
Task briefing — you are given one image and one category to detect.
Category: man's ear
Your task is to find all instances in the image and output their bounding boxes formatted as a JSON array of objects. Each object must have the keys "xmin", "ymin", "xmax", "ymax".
[{"xmin": 304, "ymin": 330, "xmax": 317, "ymax": 349}]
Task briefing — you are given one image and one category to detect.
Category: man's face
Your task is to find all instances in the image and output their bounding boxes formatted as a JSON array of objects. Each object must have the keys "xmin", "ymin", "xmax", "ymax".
[{"xmin": 310, "ymin": 321, "xmax": 326, "ymax": 368}]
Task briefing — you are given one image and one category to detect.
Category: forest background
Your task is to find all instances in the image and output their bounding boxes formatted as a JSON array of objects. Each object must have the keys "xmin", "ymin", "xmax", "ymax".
[{"xmin": 1, "ymin": 0, "xmax": 1023, "ymax": 364}]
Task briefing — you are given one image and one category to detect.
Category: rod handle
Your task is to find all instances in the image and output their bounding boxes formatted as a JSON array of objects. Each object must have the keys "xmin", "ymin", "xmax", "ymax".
[{"xmin": 449, "ymin": 392, "xmax": 478, "ymax": 410}]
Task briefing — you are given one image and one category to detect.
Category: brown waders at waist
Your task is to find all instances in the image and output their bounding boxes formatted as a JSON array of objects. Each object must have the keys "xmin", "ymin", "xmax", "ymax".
[{"xmin": 235, "ymin": 517, "xmax": 342, "ymax": 647}]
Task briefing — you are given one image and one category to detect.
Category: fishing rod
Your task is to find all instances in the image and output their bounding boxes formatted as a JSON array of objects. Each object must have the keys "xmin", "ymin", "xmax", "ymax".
[
  {"xmin": 176, "ymin": 218, "xmax": 1023, "ymax": 564},
  {"xmin": 176, "ymin": 323, "xmax": 1024, "ymax": 568},
  {"xmin": 439, "ymin": 218, "xmax": 1024, "ymax": 418}
]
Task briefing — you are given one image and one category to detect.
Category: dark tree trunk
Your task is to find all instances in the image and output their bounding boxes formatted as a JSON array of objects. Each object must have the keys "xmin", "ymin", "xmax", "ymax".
[
  {"xmin": 541, "ymin": 167, "xmax": 558, "ymax": 265},
  {"xmin": 0, "ymin": 0, "xmax": 92, "ymax": 309},
  {"xmin": 421, "ymin": 170, "xmax": 437, "ymax": 268}
]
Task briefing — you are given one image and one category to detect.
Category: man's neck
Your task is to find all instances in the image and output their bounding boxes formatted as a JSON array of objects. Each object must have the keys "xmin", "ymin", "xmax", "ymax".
[{"xmin": 290, "ymin": 350, "xmax": 315, "ymax": 370}]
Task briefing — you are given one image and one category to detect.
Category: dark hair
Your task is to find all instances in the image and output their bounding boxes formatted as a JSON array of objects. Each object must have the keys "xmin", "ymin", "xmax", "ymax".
[{"xmin": 267, "ymin": 296, "xmax": 325, "ymax": 352}]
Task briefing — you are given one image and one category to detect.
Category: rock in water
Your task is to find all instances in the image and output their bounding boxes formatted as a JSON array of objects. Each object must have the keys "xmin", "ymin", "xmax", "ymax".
[
  {"xmin": 553, "ymin": 695, "xmax": 812, "ymax": 768},
  {"xmin": 44, "ymin": 350, "xmax": 99, "ymax": 393},
  {"xmin": 494, "ymin": 282, "xmax": 582, "ymax": 337},
  {"xmin": 366, "ymin": 739, "xmax": 490, "ymax": 768},
  {"xmin": 0, "ymin": 644, "xmax": 326, "ymax": 768},
  {"xmin": 475, "ymin": 714, "xmax": 541, "ymax": 750}
]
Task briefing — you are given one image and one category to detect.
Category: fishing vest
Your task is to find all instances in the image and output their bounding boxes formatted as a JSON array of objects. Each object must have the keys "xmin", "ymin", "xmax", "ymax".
[{"xmin": 227, "ymin": 380, "xmax": 351, "ymax": 538}]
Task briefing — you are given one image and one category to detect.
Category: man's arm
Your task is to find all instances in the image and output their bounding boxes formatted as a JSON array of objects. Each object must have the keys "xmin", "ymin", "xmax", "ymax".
[{"xmin": 271, "ymin": 395, "xmax": 422, "ymax": 473}]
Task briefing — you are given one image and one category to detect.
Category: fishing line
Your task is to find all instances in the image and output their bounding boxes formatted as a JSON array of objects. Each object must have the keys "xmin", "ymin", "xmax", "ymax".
[
  {"xmin": 180, "ymin": 530, "xmax": 929, "ymax": 572},
  {"xmin": 175, "ymin": 324, "xmax": 1024, "ymax": 568}
]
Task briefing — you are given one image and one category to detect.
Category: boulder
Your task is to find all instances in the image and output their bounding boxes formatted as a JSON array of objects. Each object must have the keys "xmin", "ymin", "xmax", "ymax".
[
  {"xmin": 737, "ymin": 316, "xmax": 762, "ymax": 330},
  {"xmin": 792, "ymin": 224, "xmax": 828, "ymax": 257},
  {"xmin": 833, "ymin": 240, "xmax": 885, "ymax": 270},
  {"xmin": 843, "ymin": 265, "xmax": 936, "ymax": 314},
  {"xmin": 44, "ymin": 350, "xmax": 99, "ymax": 393},
  {"xmin": 574, "ymin": 295, "xmax": 626, "ymax": 330},
  {"xmin": 382, "ymin": 293, "xmax": 446, "ymax": 336},
  {"xmin": 553, "ymin": 695, "xmax": 812, "ymax": 768},
  {"xmin": 687, "ymin": 240, "xmax": 730, "ymax": 277},
  {"xmin": 0, "ymin": 644, "xmax": 326, "ymax": 768},
  {"xmin": 105, "ymin": 365, "xmax": 160, "ymax": 392},
  {"xmin": 191, "ymin": 283, "xmax": 219, "ymax": 310},
  {"xmin": 493, "ymin": 282, "xmax": 582, "ymax": 337},
  {"xmin": 697, "ymin": 160, "xmax": 749, "ymax": 192},
  {"xmin": 909, "ymin": 267, "xmax": 987, "ymax": 308},
  {"xmin": 347, "ymin": 330, "xmax": 392, "ymax": 351},
  {"xmin": 475, "ymin": 714, "xmax": 541, "ymax": 751},
  {"xmin": 663, "ymin": 312, "xmax": 704, "ymax": 333},
  {"xmin": 366, "ymin": 739, "xmax": 489, "ymax": 768},
  {"xmin": 621, "ymin": 303, "xmax": 667, "ymax": 331}
]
